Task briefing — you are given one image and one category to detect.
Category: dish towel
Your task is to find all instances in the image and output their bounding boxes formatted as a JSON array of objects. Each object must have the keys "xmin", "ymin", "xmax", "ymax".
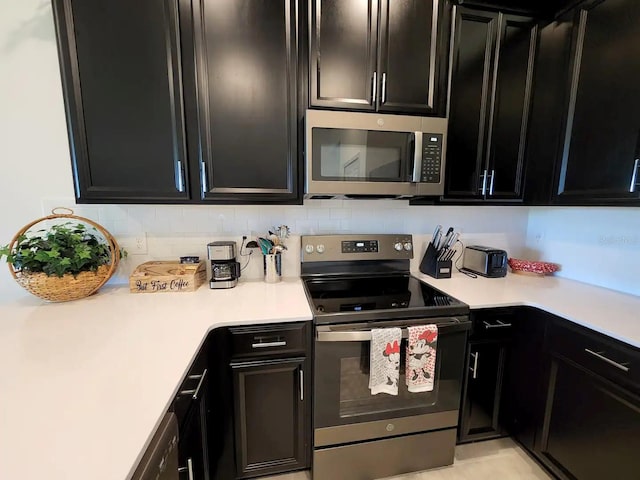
[
  {"xmin": 369, "ymin": 327, "xmax": 402, "ymax": 395},
  {"xmin": 406, "ymin": 325, "xmax": 438, "ymax": 393}
]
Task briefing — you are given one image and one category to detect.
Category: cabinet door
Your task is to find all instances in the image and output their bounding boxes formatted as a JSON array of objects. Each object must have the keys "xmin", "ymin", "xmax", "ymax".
[
  {"xmin": 554, "ymin": 0, "xmax": 640, "ymax": 204},
  {"xmin": 537, "ymin": 357, "xmax": 640, "ymax": 480},
  {"xmin": 377, "ymin": 0, "xmax": 447, "ymax": 114},
  {"xmin": 459, "ymin": 341, "xmax": 508, "ymax": 442},
  {"xmin": 189, "ymin": 0, "xmax": 301, "ymax": 203},
  {"xmin": 501, "ymin": 307, "xmax": 549, "ymax": 451},
  {"xmin": 485, "ymin": 14, "xmax": 537, "ymax": 200},
  {"xmin": 310, "ymin": 0, "xmax": 378, "ymax": 110},
  {"xmin": 52, "ymin": 0, "xmax": 189, "ymax": 203},
  {"xmin": 232, "ymin": 358, "xmax": 308, "ymax": 478},
  {"xmin": 178, "ymin": 373, "xmax": 210, "ymax": 480},
  {"xmin": 445, "ymin": 8, "xmax": 498, "ymax": 199}
]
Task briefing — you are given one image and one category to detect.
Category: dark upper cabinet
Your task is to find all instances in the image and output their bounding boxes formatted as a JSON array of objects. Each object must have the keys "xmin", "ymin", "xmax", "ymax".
[
  {"xmin": 552, "ymin": 0, "xmax": 640, "ymax": 205},
  {"xmin": 52, "ymin": 0, "xmax": 190, "ymax": 203},
  {"xmin": 310, "ymin": 0, "xmax": 449, "ymax": 115},
  {"xmin": 444, "ymin": 7, "xmax": 537, "ymax": 201},
  {"xmin": 184, "ymin": 0, "xmax": 303, "ymax": 203}
]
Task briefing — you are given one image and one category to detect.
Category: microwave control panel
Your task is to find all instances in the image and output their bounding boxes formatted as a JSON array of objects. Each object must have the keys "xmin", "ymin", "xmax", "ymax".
[{"xmin": 421, "ymin": 134, "xmax": 442, "ymax": 183}]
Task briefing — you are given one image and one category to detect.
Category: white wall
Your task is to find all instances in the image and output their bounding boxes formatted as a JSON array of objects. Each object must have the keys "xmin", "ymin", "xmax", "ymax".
[
  {"xmin": 1, "ymin": 1, "xmax": 637, "ymax": 300},
  {"xmin": 525, "ymin": 207, "xmax": 640, "ymax": 296}
]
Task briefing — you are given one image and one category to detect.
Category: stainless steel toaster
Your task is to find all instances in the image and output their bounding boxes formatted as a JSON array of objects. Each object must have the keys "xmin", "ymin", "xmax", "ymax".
[{"xmin": 462, "ymin": 245, "xmax": 508, "ymax": 278}]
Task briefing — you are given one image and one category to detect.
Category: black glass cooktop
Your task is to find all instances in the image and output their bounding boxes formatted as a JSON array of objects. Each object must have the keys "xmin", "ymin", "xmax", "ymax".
[{"xmin": 304, "ymin": 274, "xmax": 468, "ymax": 324}]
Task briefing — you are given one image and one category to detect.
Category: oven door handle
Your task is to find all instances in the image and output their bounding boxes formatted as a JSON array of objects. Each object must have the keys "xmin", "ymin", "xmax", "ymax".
[{"xmin": 317, "ymin": 330, "xmax": 405, "ymax": 342}]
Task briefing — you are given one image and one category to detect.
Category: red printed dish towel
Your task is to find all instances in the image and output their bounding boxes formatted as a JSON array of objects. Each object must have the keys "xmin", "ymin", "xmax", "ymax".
[
  {"xmin": 406, "ymin": 325, "xmax": 438, "ymax": 393},
  {"xmin": 369, "ymin": 327, "xmax": 402, "ymax": 395}
]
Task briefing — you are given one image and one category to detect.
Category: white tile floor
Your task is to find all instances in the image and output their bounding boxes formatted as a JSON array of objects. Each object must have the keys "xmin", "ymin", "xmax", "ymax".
[{"xmin": 263, "ymin": 438, "xmax": 552, "ymax": 480}]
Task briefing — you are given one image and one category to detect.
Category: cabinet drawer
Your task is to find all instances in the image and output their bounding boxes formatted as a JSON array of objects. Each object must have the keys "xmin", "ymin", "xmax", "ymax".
[
  {"xmin": 229, "ymin": 322, "xmax": 308, "ymax": 360},
  {"xmin": 470, "ymin": 308, "xmax": 517, "ymax": 340},
  {"xmin": 548, "ymin": 321, "xmax": 640, "ymax": 393}
]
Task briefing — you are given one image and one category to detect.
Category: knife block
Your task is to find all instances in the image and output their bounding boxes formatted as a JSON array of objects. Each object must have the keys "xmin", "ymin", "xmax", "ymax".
[{"xmin": 419, "ymin": 243, "xmax": 452, "ymax": 279}]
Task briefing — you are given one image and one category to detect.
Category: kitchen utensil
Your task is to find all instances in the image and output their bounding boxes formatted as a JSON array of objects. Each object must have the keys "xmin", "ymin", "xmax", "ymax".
[{"xmin": 431, "ymin": 225, "xmax": 442, "ymax": 247}]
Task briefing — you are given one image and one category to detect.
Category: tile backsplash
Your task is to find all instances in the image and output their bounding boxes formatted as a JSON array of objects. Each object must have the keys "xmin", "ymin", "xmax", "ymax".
[{"xmin": 37, "ymin": 198, "xmax": 530, "ymax": 283}]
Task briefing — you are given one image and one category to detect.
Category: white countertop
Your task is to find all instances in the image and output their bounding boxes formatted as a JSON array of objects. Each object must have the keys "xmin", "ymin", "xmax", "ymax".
[
  {"xmin": 1, "ymin": 272, "xmax": 639, "ymax": 480},
  {"xmin": 413, "ymin": 270, "xmax": 640, "ymax": 349},
  {"xmin": 0, "ymin": 279, "xmax": 313, "ymax": 480}
]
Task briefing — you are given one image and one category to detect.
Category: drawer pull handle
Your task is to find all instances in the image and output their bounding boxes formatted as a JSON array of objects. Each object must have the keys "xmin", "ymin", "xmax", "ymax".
[
  {"xmin": 178, "ymin": 458, "xmax": 194, "ymax": 480},
  {"xmin": 251, "ymin": 341, "xmax": 287, "ymax": 349},
  {"xmin": 470, "ymin": 351, "xmax": 479, "ymax": 379},
  {"xmin": 584, "ymin": 348, "xmax": 630, "ymax": 372},
  {"xmin": 179, "ymin": 369, "xmax": 208, "ymax": 399},
  {"xmin": 483, "ymin": 320, "xmax": 512, "ymax": 329}
]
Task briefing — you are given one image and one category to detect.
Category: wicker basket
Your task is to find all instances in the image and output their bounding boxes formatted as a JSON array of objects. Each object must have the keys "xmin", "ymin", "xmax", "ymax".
[{"xmin": 6, "ymin": 208, "xmax": 120, "ymax": 302}]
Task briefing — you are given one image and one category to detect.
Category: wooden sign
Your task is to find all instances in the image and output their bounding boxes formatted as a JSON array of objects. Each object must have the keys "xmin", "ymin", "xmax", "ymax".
[{"xmin": 129, "ymin": 261, "xmax": 206, "ymax": 293}]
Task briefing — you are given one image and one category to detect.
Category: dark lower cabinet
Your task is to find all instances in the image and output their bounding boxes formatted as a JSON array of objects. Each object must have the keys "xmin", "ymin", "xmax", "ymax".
[
  {"xmin": 175, "ymin": 351, "xmax": 211, "ymax": 480},
  {"xmin": 232, "ymin": 358, "xmax": 308, "ymax": 478},
  {"xmin": 208, "ymin": 323, "xmax": 311, "ymax": 480},
  {"xmin": 537, "ymin": 357, "xmax": 640, "ymax": 480},
  {"xmin": 184, "ymin": 0, "xmax": 304, "ymax": 203},
  {"xmin": 459, "ymin": 340, "xmax": 508, "ymax": 442},
  {"xmin": 501, "ymin": 307, "xmax": 549, "ymax": 451},
  {"xmin": 52, "ymin": 0, "xmax": 190, "ymax": 203}
]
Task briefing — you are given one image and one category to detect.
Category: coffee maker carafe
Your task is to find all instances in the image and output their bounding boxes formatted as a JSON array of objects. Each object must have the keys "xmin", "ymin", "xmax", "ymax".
[{"xmin": 207, "ymin": 241, "xmax": 240, "ymax": 289}]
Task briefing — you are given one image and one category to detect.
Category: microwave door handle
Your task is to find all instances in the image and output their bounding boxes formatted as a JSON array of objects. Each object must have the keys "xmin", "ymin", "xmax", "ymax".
[{"xmin": 411, "ymin": 132, "xmax": 423, "ymax": 183}]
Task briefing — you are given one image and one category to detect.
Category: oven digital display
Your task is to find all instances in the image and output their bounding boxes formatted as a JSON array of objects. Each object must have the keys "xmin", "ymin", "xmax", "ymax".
[{"xmin": 342, "ymin": 240, "xmax": 379, "ymax": 253}]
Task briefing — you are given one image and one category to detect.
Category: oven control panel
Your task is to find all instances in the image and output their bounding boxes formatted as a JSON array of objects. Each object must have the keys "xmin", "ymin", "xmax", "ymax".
[
  {"xmin": 342, "ymin": 240, "xmax": 379, "ymax": 253},
  {"xmin": 301, "ymin": 234, "xmax": 413, "ymax": 262}
]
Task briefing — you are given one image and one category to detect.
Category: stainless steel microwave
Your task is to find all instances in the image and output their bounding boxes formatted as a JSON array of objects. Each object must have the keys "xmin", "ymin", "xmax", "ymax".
[{"xmin": 305, "ymin": 109, "xmax": 448, "ymax": 198}]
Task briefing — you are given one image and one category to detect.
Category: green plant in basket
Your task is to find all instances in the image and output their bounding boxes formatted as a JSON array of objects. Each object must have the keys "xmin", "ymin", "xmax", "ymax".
[{"xmin": 0, "ymin": 222, "xmax": 115, "ymax": 277}]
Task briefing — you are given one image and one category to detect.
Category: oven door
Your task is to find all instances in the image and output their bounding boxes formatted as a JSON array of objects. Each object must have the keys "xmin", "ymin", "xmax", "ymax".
[{"xmin": 314, "ymin": 317, "xmax": 469, "ymax": 446}]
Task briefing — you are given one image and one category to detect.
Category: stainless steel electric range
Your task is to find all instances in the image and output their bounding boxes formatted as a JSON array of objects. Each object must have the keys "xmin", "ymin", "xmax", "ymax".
[{"xmin": 301, "ymin": 234, "xmax": 471, "ymax": 480}]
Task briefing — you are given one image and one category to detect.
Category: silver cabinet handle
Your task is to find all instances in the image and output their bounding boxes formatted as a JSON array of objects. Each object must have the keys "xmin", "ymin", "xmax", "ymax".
[
  {"xmin": 411, "ymin": 132, "xmax": 424, "ymax": 182},
  {"xmin": 200, "ymin": 161, "xmax": 208, "ymax": 195},
  {"xmin": 299, "ymin": 368, "xmax": 304, "ymax": 401},
  {"xmin": 178, "ymin": 457, "xmax": 194, "ymax": 480},
  {"xmin": 251, "ymin": 341, "xmax": 287, "ymax": 348},
  {"xmin": 488, "ymin": 169, "xmax": 495, "ymax": 196},
  {"xmin": 584, "ymin": 348, "xmax": 630, "ymax": 372},
  {"xmin": 381, "ymin": 72, "xmax": 387, "ymax": 104},
  {"xmin": 470, "ymin": 352, "xmax": 479, "ymax": 379},
  {"xmin": 176, "ymin": 160, "xmax": 185, "ymax": 192},
  {"xmin": 630, "ymin": 158, "xmax": 639, "ymax": 193},
  {"xmin": 179, "ymin": 369, "xmax": 208, "ymax": 399},
  {"xmin": 483, "ymin": 320, "xmax": 512, "ymax": 329},
  {"xmin": 428, "ymin": 0, "xmax": 439, "ymax": 108},
  {"xmin": 372, "ymin": 71, "xmax": 377, "ymax": 104},
  {"xmin": 480, "ymin": 169, "xmax": 488, "ymax": 195}
]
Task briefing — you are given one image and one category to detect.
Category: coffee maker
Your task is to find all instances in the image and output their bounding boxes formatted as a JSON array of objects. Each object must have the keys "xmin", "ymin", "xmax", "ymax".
[{"xmin": 207, "ymin": 241, "xmax": 241, "ymax": 289}]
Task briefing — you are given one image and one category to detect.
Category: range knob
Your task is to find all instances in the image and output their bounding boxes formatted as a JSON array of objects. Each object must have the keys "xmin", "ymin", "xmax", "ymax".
[
  {"xmin": 394, "ymin": 242, "xmax": 403, "ymax": 251},
  {"xmin": 316, "ymin": 244, "xmax": 325, "ymax": 254},
  {"xmin": 304, "ymin": 244, "xmax": 314, "ymax": 254},
  {"xmin": 403, "ymin": 242, "xmax": 413, "ymax": 251}
]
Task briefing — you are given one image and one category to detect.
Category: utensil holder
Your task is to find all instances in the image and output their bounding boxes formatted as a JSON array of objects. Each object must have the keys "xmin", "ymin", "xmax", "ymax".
[
  {"xmin": 263, "ymin": 253, "xmax": 282, "ymax": 283},
  {"xmin": 419, "ymin": 243, "xmax": 452, "ymax": 279}
]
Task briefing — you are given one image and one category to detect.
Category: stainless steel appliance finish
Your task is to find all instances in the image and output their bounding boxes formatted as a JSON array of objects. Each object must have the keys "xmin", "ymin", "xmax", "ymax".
[
  {"xmin": 130, "ymin": 412, "xmax": 179, "ymax": 480},
  {"xmin": 301, "ymin": 234, "xmax": 470, "ymax": 480},
  {"xmin": 462, "ymin": 245, "xmax": 508, "ymax": 278},
  {"xmin": 207, "ymin": 241, "xmax": 240, "ymax": 289},
  {"xmin": 305, "ymin": 110, "xmax": 448, "ymax": 198}
]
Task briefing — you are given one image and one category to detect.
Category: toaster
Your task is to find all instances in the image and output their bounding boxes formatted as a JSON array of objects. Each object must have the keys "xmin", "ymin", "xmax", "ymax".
[{"xmin": 462, "ymin": 245, "xmax": 508, "ymax": 278}]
